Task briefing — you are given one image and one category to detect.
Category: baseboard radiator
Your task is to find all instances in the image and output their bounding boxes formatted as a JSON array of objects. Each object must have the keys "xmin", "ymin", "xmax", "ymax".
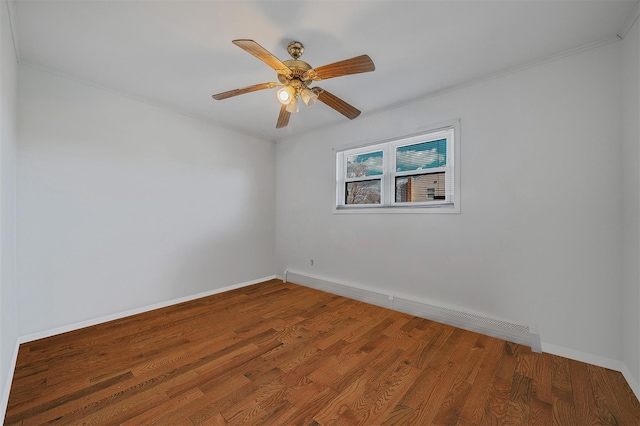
[{"xmin": 284, "ymin": 270, "xmax": 541, "ymax": 352}]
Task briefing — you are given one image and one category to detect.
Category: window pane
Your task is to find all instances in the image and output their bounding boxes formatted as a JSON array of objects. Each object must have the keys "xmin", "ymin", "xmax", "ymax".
[
  {"xmin": 347, "ymin": 151, "xmax": 383, "ymax": 178},
  {"xmin": 346, "ymin": 180, "xmax": 381, "ymax": 204},
  {"xmin": 396, "ymin": 139, "xmax": 446, "ymax": 172},
  {"xmin": 395, "ymin": 172, "xmax": 446, "ymax": 202}
]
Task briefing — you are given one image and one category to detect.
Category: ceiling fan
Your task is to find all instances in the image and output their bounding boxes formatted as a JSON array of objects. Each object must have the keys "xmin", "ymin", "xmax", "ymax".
[{"xmin": 212, "ymin": 40, "xmax": 375, "ymax": 128}]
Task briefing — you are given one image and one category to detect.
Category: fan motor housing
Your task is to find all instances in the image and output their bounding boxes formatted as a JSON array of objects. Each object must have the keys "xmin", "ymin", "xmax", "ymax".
[{"xmin": 278, "ymin": 59, "xmax": 312, "ymax": 84}]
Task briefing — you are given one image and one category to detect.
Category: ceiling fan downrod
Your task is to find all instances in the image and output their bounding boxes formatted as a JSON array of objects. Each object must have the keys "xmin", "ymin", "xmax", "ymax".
[{"xmin": 287, "ymin": 41, "xmax": 304, "ymax": 59}]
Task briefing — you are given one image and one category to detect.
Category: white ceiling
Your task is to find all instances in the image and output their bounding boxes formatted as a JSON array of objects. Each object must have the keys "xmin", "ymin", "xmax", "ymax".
[{"xmin": 9, "ymin": 0, "xmax": 639, "ymax": 142}]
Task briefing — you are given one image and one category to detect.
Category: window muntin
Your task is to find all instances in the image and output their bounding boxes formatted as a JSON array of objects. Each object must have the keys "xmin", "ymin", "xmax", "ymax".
[{"xmin": 336, "ymin": 126, "xmax": 456, "ymax": 211}]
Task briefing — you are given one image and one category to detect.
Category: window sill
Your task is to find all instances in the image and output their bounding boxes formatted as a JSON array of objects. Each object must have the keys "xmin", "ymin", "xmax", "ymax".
[{"xmin": 333, "ymin": 203, "xmax": 460, "ymax": 214}]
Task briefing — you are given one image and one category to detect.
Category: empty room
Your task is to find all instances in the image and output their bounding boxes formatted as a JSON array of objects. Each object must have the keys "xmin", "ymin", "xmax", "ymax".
[{"xmin": 1, "ymin": 0, "xmax": 640, "ymax": 424}]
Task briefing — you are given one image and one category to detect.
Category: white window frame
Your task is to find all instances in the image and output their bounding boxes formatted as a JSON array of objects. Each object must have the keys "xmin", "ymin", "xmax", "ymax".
[
  {"xmin": 334, "ymin": 121, "xmax": 460, "ymax": 214},
  {"xmin": 339, "ymin": 144, "xmax": 387, "ymax": 206}
]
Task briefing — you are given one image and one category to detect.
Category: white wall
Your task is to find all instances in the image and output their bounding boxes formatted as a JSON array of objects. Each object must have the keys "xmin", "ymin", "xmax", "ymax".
[
  {"xmin": 0, "ymin": 0, "xmax": 18, "ymax": 418},
  {"xmin": 276, "ymin": 42, "xmax": 624, "ymax": 365},
  {"xmin": 17, "ymin": 65, "xmax": 276, "ymax": 335},
  {"xmin": 622, "ymin": 17, "xmax": 640, "ymax": 395}
]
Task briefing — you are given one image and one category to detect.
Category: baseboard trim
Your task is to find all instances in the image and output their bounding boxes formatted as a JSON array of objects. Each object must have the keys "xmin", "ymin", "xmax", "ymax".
[
  {"xmin": 620, "ymin": 362, "xmax": 640, "ymax": 402},
  {"xmin": 542, "ymin": 342, "xmax": 623, "ymax": 371},
  {"xmin": 18, "ymin": 275, "xmax": 276, "ymax": 345},
  {"xmin": 0, "ymin": 339, "xmax": 20, "ymax": 422},
  {"xmin": 284, "ymin": 270, "xmax": 540, "ymax": 351},
  {"xmin": 542, "ymin": 343, "xmax": 640, "ymax": 402}
]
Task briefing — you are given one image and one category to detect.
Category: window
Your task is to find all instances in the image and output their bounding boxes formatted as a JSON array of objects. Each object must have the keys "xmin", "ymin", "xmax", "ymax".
[
  {"xmin": 335, "ymin": 123, "xmax": 458, "ymax": 212},
  {"xmin": 344, "ymin": 149, "xmax": 384, "ymax": 205}
]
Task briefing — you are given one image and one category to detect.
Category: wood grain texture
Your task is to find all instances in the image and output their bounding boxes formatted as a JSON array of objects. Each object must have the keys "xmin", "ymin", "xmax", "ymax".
[
  {"xmin": 276, "ymin": 104, "xmax": 290, "ymax": 129},
  {"xmin": 312, "ymin": 87, "xmax": 361, "ymax": 120},
  {"xmin": 309, "ymin": 55, "xmax": 375, "ymax": 80},
  {"xmin": 231, "ymin": 40, "xmax": 291, "ymax": 76},
  {"xmin": 5, "ymin": 279, "xmax": 639, "ymax": 425},
  {"xmin": 212, "ymin": 82, "xmax": 278, "ymax": 101}
]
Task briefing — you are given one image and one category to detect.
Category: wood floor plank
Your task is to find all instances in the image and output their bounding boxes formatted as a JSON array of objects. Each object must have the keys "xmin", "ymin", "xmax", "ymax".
[
  {"xmin": 569, "ymin": 359, "xmax": 603, "ymax": 425},
  {"xmin": 359, "ymin": 360, "xmax": 421, "ymax": 425},
  {"xmin": 311, "ymin": 370, "xmax": 369, "ymax": 424},
  {"xmin": 530, "ymin": 396, "xmax": 553, "ymax": 426},
  {"xmin": 530, "ymin": 351, "xmax": 553, "ymax": 404},
  {"xmin": 4, "ymin": 279, "xmax": 639, "ymax": 425},
  {"xmin": 479, "ymin": 375, "xmax": 512, "ymax": 425},
  {"xmin": 584, "ymin": 364, "xmax": 627, "ymax": 425},
  {"xmin": 509, "ymin": 372, "xmax": 532, "ymax": 420},
  {"xmin": 399, "ymin": 327, "xmax": 466, "ymax": 409},
  {"xmin": 457, "ymin": 336, "xmax": 505, "ymax": 424},
  {"xmin": 6, "ymin": 371, "xmax": 135, "ymax": 424},
  {"xmin": 430, "ymin": 376, "xmax": 472, "ymax": 425},
  {"xmin": 381, "ymin": 403, "xmax": 414, "ymax": 425},
  {"xmin": 120, "ymin": 387, "xmax": 204, "ymax": 426},
  {"xmin": 605, "ymin": 367, "xmax": 640, "ymax": 425},
  {"xmin": 398, "ymin": 329, "xmax": 474, "ymax": 424}
]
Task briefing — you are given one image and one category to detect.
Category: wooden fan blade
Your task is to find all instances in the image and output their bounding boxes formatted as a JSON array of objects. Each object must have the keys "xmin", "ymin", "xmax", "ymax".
[
  {"xmin": 212, "ymin": 82, "xmax": 278, "ymax": 100},
  {"xmin": 312, "ymin": 87, "xmax": 361, "ymax": 120},
  {"xmin": 276, "ymin": 104, "xmax": 291, "ymax": 128},
  {"xmin": 232, "ymin": 39, "xmax": 292, "ymax": 76},
  {"xmin": 305, "ymin": 55, "xmax": 375, "ymax": 81}
]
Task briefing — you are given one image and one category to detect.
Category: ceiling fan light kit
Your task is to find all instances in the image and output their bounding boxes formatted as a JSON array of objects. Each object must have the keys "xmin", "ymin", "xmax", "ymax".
[
  {"xmin": 285, "ymin": 96, "xmax": 299, "ymax": 113},
  {"xmin": 212, "ymin": 40, "xmax": 375, "ymax": 128},
  {"xmin": 300, "ymin": 88, "xmax": 318, "ymax": 107},
  {"xmin": 277, "ymin": 85, "xmax": 296, "ymax": 104}
]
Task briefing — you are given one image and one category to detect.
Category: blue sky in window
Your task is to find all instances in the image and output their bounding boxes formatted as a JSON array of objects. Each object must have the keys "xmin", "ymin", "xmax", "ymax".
[
  {"xmin": 347, "ymin": 151, "xmax": 383, "ymax": 177},
  {"xmin": 396, "ymin": 139, "xmax": 446, "ymax": 172}
]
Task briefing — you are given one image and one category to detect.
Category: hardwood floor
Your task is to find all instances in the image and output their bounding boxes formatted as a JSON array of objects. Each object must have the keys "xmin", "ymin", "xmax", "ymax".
[{"xmin": 4, "ymin": 279, "xmax": 640, "ymax": 425}]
